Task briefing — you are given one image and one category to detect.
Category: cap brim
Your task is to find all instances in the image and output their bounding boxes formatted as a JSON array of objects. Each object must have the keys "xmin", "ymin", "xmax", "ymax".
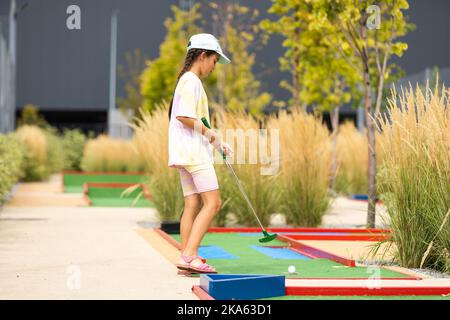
[{"xmin": 217, "ymin": 52, "xmax": 231, "ymax": 64}]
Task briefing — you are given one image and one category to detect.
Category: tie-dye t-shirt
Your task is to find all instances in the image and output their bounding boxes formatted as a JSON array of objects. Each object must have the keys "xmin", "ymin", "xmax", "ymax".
[{"xmin": 168, "ymin": 71, "xmax": 213, "ymax": 168}]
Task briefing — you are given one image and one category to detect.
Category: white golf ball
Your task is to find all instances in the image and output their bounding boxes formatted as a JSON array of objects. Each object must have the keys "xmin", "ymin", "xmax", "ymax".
[{"xmin": 288, "ymin": 265, "xmax": 296, "ymax": 273}]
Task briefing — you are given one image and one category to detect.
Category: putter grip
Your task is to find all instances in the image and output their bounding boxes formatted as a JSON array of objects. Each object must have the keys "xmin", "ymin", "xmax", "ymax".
[
  {"xmin": 201, "ymin": 117, "xmax": 226, "ymax": 160},
  {"xmin": 200, "ymin": 117, "xmax": 211, "ymax": 129}
]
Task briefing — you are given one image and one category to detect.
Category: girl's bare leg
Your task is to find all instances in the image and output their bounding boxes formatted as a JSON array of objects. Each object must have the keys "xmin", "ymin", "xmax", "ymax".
[
  {"xmin": 181, "ymin": 189, "xmax": 221, "ymax": 266},
  {"xmin": 179, "ymin": 193, "xmax": 202, "ymax": 254}
]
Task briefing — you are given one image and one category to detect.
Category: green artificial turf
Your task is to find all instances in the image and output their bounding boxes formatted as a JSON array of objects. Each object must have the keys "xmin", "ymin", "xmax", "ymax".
[
  {"xmin": 63, "ymin": 173, "xmax": 148, "ymax": 193},
  {"xmin": 88, "ymin": 186, "xmax": 141, "ymax": 198},
  {"xmin": 89, "ymin": 198, "xmax": 154, "ymax": 207},
  {"xmin": 87, "ymin": 186, "xmax": 154, "ymax": 208},
  {"xmin": 170, "ymin": 233, "xmax": 411, "ymax": 279}
]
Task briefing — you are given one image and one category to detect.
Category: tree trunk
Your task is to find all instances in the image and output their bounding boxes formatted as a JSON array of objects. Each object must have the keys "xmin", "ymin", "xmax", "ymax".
[
  {"xmin": 292, "ymin": 68, "xmax": 300, "ymax": 110},
  {"xmin": 367, "ymin": 121, "xmax": 377, "ymax": 228},
  {"xmin": 292, "ymin": 10, "xmax": 301, "ymax": 110},
  {"xmin": 330, "ymin": 106, "xmax": 340, "ymax": 190},
  {"xmin": 359, "ymin": 20, "xmax": 377, "ymax": 229},
  {"xmin": 375, "ymin": 62, "xmax": 386, "ymax": 117},
  {"xmin": 364, "ymin": 66, "xmax": 377, "ymax": 228}
]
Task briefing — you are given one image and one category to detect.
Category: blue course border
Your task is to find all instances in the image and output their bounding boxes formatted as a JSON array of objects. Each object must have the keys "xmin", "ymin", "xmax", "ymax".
[
  {"xmin": 200, "ymin": 274, "xmax": 285, "ymax": 300},
  {"xmin": 251, "ymin": 245, "xmax": 311, "ymax": 260},
  {"xmin": 199, "ymin": 245, "xmax": 237, "ymax": 259}
]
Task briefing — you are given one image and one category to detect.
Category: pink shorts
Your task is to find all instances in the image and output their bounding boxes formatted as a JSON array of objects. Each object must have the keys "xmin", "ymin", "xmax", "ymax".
[{"xmin": 178, "ymin": 164, "xmax": 219, "ymax": 197}]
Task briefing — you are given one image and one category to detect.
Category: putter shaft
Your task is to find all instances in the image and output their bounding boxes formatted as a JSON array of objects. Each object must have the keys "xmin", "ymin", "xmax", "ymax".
[
  {"xmin": 224, "ymin": 157, "xmax": 266, "ymax": 232},
  {"xmin": 200, "ymin": 117, "xmax": 269, "ymax": 235}
]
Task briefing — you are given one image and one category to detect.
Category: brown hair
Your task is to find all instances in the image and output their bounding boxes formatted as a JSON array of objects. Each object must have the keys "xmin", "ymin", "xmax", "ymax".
[{"xmin": 168, "ymin": 48, "xmax": 218, "ymax": 120}]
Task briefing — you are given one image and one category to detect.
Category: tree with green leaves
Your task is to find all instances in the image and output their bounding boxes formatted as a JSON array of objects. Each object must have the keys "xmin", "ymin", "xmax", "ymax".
[
  {"xmin": 140, "ymin": 4, "xmax": 203, "ymax": 115},
  {"xmin": 260, "ymin": 0, "xmax": 310, "ymax": 111},
  {"xmin": 17, "ymin": 104, "xmax": 49, "ymax": 128},
  {"xmin": 140, "ymin": 2, "xmax": 271, "ymax": 119},
  {"xmin": 260, "ymin": 0, "xmax": 359, "ymax": 125},
  {"xmin": 298, "ymin": 31, "xmax": 362, "ymax": 189},
  {"xmin": 204, "ymin": 1, "xmax": 272, "ymax": 118},
  {"xmin": 260, "ymin": 1, "xmax": 361, "ymax": 189},
  {"xmin": 261, "ymin": 0, "xmax": 412, "ymax": 227},
  {"xmin": 309, "ymin": 0, "xmax": 413, "ymax": 227}
]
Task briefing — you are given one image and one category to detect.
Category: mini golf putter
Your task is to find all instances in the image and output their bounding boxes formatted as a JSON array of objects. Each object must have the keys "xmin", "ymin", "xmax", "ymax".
[{"xmin": 201, "ymin": 117, "xmax": 277, "ymax": 243}]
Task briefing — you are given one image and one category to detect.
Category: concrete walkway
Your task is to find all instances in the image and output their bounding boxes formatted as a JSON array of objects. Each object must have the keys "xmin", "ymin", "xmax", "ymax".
[
  {"xmin": 0, "ymin": 176, "xmax": 198, "ymax": 300},
  {"xmin": 269, "ymin": 197, "xmax": 389, "ymax": 229},
  {"xmin": 321, "ymin": 197, "xmax": 389, "ymax": 229}
]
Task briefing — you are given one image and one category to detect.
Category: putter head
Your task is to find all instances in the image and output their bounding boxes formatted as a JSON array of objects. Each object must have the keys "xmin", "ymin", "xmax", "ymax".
[{"xmin": 259, "ymin": 232, "xmax": 278, "ymax": 243}]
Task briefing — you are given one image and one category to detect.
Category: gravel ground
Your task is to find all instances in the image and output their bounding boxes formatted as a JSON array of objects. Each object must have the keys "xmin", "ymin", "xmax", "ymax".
[{"xmin": 409, "ymin": 268, "xmax": 450, "ymax": 279}]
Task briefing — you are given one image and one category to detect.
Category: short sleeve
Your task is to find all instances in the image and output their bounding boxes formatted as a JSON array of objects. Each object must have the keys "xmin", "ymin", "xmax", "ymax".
[{"xmin": 174, "ymin": 78, "xmax": 199, "ymax": 119}]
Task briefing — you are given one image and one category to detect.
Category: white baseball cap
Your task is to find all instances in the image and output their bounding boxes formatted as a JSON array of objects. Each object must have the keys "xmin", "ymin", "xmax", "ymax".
[{"xmin": 187, "ymin": 33, "xmax": 231, "ymax": 64}]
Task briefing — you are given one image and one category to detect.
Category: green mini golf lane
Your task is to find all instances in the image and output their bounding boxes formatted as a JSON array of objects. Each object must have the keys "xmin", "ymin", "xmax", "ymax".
[
  {"xmin": 87, "ymin": 186, "xmax": 154, "ymax": 208},
  {"xmin": 89, "ymin": 198, "xmax": 154, "ymax": 207},
  {"xmin": 64, "ymin": 173, "xmax": 148, "ymax": 193},
  {"xmin": 170, "ymin": 233, "xmax": 410, "ymax": 279}
]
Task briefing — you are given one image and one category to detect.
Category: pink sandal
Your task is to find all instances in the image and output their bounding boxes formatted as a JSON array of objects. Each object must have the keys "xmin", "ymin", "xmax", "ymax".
[
  {"xmin": 188, "ymin": 261, "xmax": 217, "ymax": 274},
  {"xmin": 176, "ymin": 255, "xmax": 217, "ymax": 274},
  {"xmin": 176, "ymin": 255, "xmax": 193, "ymax": 270},
  {"xmin": 176, "ymin": 255, "xmax": 206, "ymax": 270}
]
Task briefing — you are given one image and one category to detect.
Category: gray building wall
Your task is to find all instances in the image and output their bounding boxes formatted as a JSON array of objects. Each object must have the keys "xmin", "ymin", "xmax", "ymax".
[
  {"xmin": 0, "ymin": 1, "xmax": 11, "ymax": 14},
  {"xmin": 12, "ymin": 0, "xmax": 285, "ymax": 114},
  {"xmin": 15, "ymin": 0, "xmax": 173, "ymax": 111},
  {"xmin": 392, "ymin": 0, "xmax": 450, "ymax": 75},
  {"xmin": 0, "ymin": 0, "xmax": 16, "ymax": 133}
]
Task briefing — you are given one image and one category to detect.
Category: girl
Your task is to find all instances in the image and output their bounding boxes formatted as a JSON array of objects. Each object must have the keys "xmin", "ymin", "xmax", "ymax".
[{"xmin": 168, "ymin": 33, "xmax": 233, "ymax": 274}]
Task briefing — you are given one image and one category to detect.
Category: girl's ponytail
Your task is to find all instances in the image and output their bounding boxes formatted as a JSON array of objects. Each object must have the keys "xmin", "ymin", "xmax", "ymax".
[{"xmin": 168, "ymin": 49, "xmax": 218, "ymax": 120}]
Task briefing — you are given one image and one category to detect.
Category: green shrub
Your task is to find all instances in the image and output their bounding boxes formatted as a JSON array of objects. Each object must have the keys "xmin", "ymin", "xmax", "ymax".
[
  {"xmin": 335, "ymin": 122, "xmax": 368, "ymax": 195},
  {"xmin": 216, "ymin": 164, "xmax": 281, "ymax": 227},
  {"xmin": 0, "ymin": 134, "xmax": 24, "ymax": 204},
  {"xmin": 16, "ymin": 125, "xmax": 50, "ymax": 181},
  {"xmin": 268, "ymin": 109, "xmax": 332, "ymax": 227},
  {"xmin": 132, "ymin": 108, "xmax": 183, "ymax": 221},
  {"xmin": 44, "ymin": 127, "xmax": 65, "ymax": 174},
  {"xmin": 81, "ymin": 135, "xmax": 145, "ymax": 172},
  {"xmin": 377, "ymin": 85, "xmax": 450, "ymax": 273},
  {"xmin": 15, "ymin": 125, "xmax": 65, "ymax": 181},
  {"xmin": 62, "ymin": 129, "xmax": 87, "ymax": 171},
  {"xmin": 214, "ymin": 111, "xmax": 281, "ymax": 227},
  {"xmin": 17, "ymin": 104, "xmax": 48, "ymax": 128}
]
